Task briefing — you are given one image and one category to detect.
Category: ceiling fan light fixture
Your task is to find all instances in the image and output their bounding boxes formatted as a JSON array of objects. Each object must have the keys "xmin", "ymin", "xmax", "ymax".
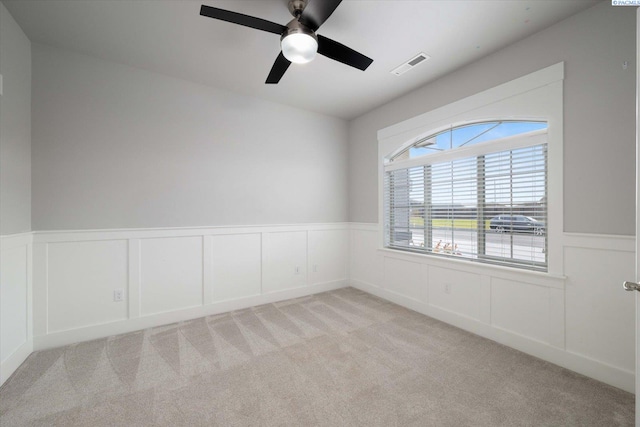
[
  {"xmin": 200, "ymin": 2, "xmax": 373, "ymax": 84},
  {"xmin": 281, "ymin": 24, "xmax": 318, "ymax": 64}
]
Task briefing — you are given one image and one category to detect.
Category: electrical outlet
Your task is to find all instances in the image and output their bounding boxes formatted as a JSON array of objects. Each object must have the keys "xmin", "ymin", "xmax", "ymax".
[
  {"xmin": 444, "ymin": 283, "xmax": 452, "ymax": 294},
  {"xmin": 294, "ymin": 266, "xmax": 300, "ymax": 275},
  {"xmin": 113, "ymin": 289, "xmax": 125, "ymax": 302}
]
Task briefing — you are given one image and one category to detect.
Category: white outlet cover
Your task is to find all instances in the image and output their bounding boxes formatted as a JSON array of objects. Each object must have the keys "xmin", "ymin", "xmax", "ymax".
[{"xmin": 113, "ymin": 289, "xmax": 125, "ymax": 302}]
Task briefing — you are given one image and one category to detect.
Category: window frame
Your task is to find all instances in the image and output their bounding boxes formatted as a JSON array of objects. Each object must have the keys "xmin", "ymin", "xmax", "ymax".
[
  {"xmin": 384, "ymin": 128, "xmax": 548, "ymax": 271},
  {"xmin": 386, "ymin": 120, "xmax": 548, "ymax": 164},
  {"xmin": 377, "ymin": 63, "xmax": 564, "ymax": 275}
]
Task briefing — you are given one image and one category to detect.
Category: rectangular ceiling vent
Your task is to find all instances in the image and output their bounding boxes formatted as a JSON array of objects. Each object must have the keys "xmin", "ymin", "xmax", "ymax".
[{"xmin": 391, "ymin": 52, "xmax": 430, "ymax": 76}]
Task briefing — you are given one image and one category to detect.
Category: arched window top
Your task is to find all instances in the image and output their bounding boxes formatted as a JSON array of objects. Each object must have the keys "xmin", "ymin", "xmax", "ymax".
[{"xmin": 391, "ymin": 120, "xmax": 548, "ymax": 162}]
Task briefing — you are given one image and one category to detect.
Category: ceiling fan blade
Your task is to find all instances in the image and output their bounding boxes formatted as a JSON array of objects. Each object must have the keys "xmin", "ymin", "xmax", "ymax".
[
  {"xmin": 298, "ymin": 0, "xmax": 342, "ymax": 31},
  {"xmin": 266, "ymin": 52, "xmax": 292, "ymax": 84},
  {"xmin": 317, "ymin": 35, "xmax": 373, "ymax": 71},
  {"xmin": 200, "ymin": 5, "xmax": 286, "ymax": 35}
]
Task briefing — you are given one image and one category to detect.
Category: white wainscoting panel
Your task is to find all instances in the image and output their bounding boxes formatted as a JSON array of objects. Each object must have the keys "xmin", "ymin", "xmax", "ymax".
[
  {"xmin": 491, "ymin": 278, "xmax": 551, "ymax": 344},
  {"xmin": 19, "ymin": 224, "xmax": 636, "ymax": 395},
  {"xmin": 428, "ymin": 266, "xmax": 482, "ymax": 321},
  {"xmin": 308, "ymin": 229, "xmax": 348, "ymax": 285},
  {"xmin": 1, "ymin": 244, "xmax": 28, "ymax": 360},
  {"xmin": 349, "ymin": 226, "xmax": 635, "ymax": 393},
  {"xmin": 212, "ymin": 233, "xmax": 262, "ymax": 302},
  {"xmin": 262, "ymin": 231, "xmax": 308, "ymax": 293},
  {"xmin": 30, "ymin": 223, "xmax": 348, "ymax": 351},
  {"xmin": 350, "ymin": 224, "xmax": 383, "ymax": 288},
  {"xmin": 0, "ymin": 233, "xmax": 33, "ymax": 386},
  {"xmin": 140, "ymin": 236, "xmax": 204, "ymax": 316},
  {"xmin": 564, "ymin": 245, "xmax": 636, "ymax": 374},
  {"xmin": 383, "ymin": 257, "xmax": 426, "ymax": 304},
  {"xmin": 47, "ymin": 240, "xmax": 128, "ymax": 332}
]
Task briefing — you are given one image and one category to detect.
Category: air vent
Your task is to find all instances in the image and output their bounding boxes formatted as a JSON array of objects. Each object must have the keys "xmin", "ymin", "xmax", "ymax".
[{"xmin": 391, "ymin": 52, "xmax": 430, "ymax": 76}]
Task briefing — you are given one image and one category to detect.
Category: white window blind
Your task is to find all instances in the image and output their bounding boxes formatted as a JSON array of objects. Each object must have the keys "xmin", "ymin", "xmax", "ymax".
[{"xmin": 384, "ymin": 142, "xmax": 547, "ymax": 271}]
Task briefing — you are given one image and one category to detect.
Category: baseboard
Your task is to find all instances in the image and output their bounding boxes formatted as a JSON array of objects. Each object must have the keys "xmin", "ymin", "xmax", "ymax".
[
  {"xmin": 8, "ymin": 223, "xmax": 638, "ymax": 397},
  {"xmin": 1, "ymin": 340, "xmax": 33, "ymax": 387},
  {"xmin": 34, "ymin": 279, "xmax": 347, "ymax": 351},
  {"xmin": 350, "ymin": 279, "xmax": 635, "ymax": 394}
]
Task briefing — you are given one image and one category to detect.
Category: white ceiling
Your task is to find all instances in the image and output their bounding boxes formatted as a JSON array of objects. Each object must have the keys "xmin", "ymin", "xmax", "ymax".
[{"xmin": 3, "ymin": 0, "xmax": 599, "ymax": 120}]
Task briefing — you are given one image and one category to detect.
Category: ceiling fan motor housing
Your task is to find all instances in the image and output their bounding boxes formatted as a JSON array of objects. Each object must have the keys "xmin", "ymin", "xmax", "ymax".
[
  {"xmin": 282, "ymin": 18, "xmax": 317, "ymax": 42},
  {"xmin": 288, "ymin": 0, "xmax": 308, "ymax": 17}
]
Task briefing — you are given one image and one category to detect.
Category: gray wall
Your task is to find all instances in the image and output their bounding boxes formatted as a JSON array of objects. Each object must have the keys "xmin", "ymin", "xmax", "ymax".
[
  {"xmin": 32, "ymin": 44, "xmax": 348, "ymax": 230},
  {"xmin": 348, "ymin": 2, "xmax": 636, "ymax": 236},
  {"xmin": 0, "ymin": 2, "xmax": 31, "ymax": 235}
]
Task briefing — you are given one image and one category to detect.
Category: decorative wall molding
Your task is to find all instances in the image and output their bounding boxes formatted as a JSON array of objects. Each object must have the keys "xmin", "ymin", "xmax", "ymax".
[
  {"xmin": 377, "ymin": 62, "xmax": 565, "ymax": 144},
  {"xmin": 0, "ymin": 232, "xmax": 33, "ymax": 386},
  {"xmin": 4, "ymin": 223, "xmax": 636, "ymax": 395},
  {"xmin": 35, "ymin": 280, "xmax": 346, "ymax": 350},
  {"xmin": 31, "ymin": 223, "xmax": 349, "ymax": 351},
  {"xmin": 1, "ymin": 231, "xmax": 32, "ymax": 250},
  {"xmin": 349, "ymin": 222, "xmax": 379, "ymax": 232},
  {"xmin": 0, "ymin": 341, "xmax": 33, "ymax": 387},
  {"xmin": 349, "ymin": 224, "xmax": 636, "ymax": 393},
  {"xmin": 562, "ymin": 232, "xmax": 635, "ymax": 252},
  {"xmin": 32, "ymin": 223, "xmax": 351, "ymax": 243}
]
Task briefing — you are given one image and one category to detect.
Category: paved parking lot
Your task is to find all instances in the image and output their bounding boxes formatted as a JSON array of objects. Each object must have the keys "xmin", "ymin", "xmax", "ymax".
[{"xmin": 408, "ymin": 228, "xmax": 546, "ymax": 263}]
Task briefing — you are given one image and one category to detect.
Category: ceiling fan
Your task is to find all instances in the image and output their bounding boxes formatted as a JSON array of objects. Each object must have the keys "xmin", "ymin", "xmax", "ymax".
[{"xmin": 200, "ymin": 0, "xmax": 373, "ymax": 84}]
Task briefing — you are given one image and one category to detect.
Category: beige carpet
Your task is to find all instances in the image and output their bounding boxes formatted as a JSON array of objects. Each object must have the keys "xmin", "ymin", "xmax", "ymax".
[{"xmin": 0, "ymin": 287, "xmax": 634, "ymax": 426}]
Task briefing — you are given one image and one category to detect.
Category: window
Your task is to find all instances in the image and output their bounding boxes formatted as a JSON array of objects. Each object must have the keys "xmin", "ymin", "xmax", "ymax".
[{"xmin": 384, "ymin": 121, "xmax": 547, "ymax": 271}]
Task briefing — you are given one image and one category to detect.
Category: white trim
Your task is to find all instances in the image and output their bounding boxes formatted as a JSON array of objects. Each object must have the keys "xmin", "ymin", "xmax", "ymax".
[
  {"xmin": 30, "ymin": 222, "xmax": 350, "ymax": 351},
  {"xmin": 33, "ymin": 279, "xmax": 346, "ymax": 351},
  {"xmin": 350, "ymin": 278, "xmax": 634, "ymax": 393},
  {"xmin": 32, "ymin": 243, "xmax": 48, "ymax": 338},
  {"xmin": 127, "ymin": 239, "xmax": 142, "ymax": 319},
  {"xmin": 349, "ymin": 222, "xmax": 379, "ymax": 232},
  {"xmin": 4, "ymin": 222, "xmax": 635, "ymax": 397},
  {"xmin": 32, "ymin": 222, "xmax": 351, "ymax": 243},
  {"xmin": 203, "ymin": 236, "xmax": 214, "ymax": 306},
  {"xmin": 385, "ymin": 128, "xmax": 547, "ymax": 172},
  {"xmin": 378, "ymin": 62, "xmax": 564, "ymax": 144},
  {"xmin": 563, "ymin": 232, "xmax": 635, "ymax": 252},
  {"xmin": 0, "ymin": 232, "xmax": 32, "ymax": 250},
  {"xmin": 544, "ymin": 80, "xmax": 563, "ymax": 275},
  {"xmin": 377, "ymin": 247, "xmax": 565, "ymax": 289},
  {"xmin": 0, "ymin": 340, "xmax": 33, "ymax": 385},
  {"xmin": 350, "ymin": 225, "xmax": 635, "ymax": 392},
  {"xmin": 0, "ymin": 232, "xmax": 33, "ymax": 386},
  {"xmin": 378, "ymin": 63, "xmax": 564, "ymax": 276}
]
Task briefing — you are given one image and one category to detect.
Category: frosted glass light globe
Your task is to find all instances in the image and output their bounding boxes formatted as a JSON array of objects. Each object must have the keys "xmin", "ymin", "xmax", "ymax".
[{"xmin": 281, "ymin": 33, "xmax": 318, "ymax": 64}]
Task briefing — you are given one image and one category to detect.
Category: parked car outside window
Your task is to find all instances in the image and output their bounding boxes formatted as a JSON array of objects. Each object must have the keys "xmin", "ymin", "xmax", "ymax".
[{"xmin": 489, "ymin": 215, "xmax": 545, "ymax": 235}]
